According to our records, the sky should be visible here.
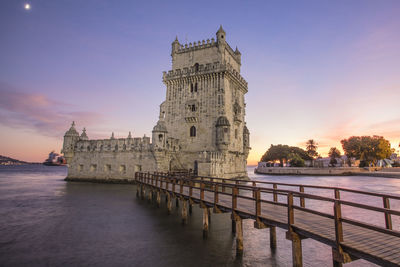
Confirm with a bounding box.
[0,0,399,164]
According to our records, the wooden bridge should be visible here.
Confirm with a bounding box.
[134,172,400,267]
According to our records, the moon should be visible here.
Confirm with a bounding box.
[24,3,31,10]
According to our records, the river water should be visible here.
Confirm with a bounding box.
[1,165,399,267]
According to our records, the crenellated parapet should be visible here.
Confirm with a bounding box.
[74,136,152,153]
[176,38,217,54]
[163,62,247,90]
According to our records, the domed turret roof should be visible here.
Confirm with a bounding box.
[152,120,168,133]
[216,116,230,127]
[64,121,79,137]
[80,128,88,140]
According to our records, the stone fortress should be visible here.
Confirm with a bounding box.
[62,26,250,181]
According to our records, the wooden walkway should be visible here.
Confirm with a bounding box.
[134,172,400,267]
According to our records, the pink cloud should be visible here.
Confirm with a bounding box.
[0,82,103,137]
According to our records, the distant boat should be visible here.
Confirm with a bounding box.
[43,151,66,166]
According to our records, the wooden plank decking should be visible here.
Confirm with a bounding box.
[135,172,400,267]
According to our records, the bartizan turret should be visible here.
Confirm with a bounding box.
[216,116,231,151]
[62,121,80,164]
[152,120,168,149]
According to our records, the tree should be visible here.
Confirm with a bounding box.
[306,139,318,158]
[288,153,305,167]
[328,147,341,167]
[260,144,290,166]
[260,144,312,167]
[341,135,392,166]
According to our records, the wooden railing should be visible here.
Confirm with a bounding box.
[134,172,400,267]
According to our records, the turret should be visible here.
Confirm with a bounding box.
[80,128,88,141]
[216,25,226,44]
[234,46,242,64]
[171,36,180,57]
[152,120,168,148]
[216,116,230,151]
[62,121,80,163]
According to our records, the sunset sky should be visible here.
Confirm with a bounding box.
[1,0,399,164]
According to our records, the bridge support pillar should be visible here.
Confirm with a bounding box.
[286,231,303,267]
[189,204,192,215]
[156,190,161,207]
[176,198,179,208]
[270,226,277,249]
[202,207,209,239]
[167,193,172,214]
[234,215,243,255]
[332,248,356,267]
[181,199,188,224]
[232,219,236,234]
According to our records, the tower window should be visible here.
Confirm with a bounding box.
[190,126,196,137]
[159,134,163,141]
[194,63,199,72]
[191,104,196,112]
[190,83,193,93]
[194,83,198,92]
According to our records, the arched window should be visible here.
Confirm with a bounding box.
[158,134,163,141]
[194,63,199,72]
[194,83,198,92]
[190,83,193,93]
[190,126,196,137]
[191,104,196,112]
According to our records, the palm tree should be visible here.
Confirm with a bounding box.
[306,139,318,166]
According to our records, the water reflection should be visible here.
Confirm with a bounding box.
[1,165,399,266]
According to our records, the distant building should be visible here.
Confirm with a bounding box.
[62,26,250,180]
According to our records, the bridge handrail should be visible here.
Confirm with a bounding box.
[135,172,400,232]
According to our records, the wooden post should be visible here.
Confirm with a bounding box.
[273,184,278,202]
[203,207,209,238]
[156,190,161,207]
[189,203,192,215]
[291,232,303,267]
[287,192,303,267]
[181,199,188,224]
[334,189,340,199]
[333,200,343,267]
[383,197,392,230]
[167,192,172,214]
[288,192,294,226]
[252,181,256,198]
[235,214,244,255]
[299,186,305,208]
[270,226,277,249]
[232,186,238,234]
[148,188,152,202]
[222,180,226,193]
[200,182,205,201]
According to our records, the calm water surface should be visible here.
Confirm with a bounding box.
[1,165,400,267]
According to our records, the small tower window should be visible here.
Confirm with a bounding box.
[190,126,196,137]
[159,134,163,141]
[194,63,199,72]
[190,83,193,93]
[194,83,198,92]
[191,104,196,112]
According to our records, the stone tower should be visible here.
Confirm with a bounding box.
[159,26,250,178]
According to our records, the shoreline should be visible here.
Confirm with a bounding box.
[254,167,400,179]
